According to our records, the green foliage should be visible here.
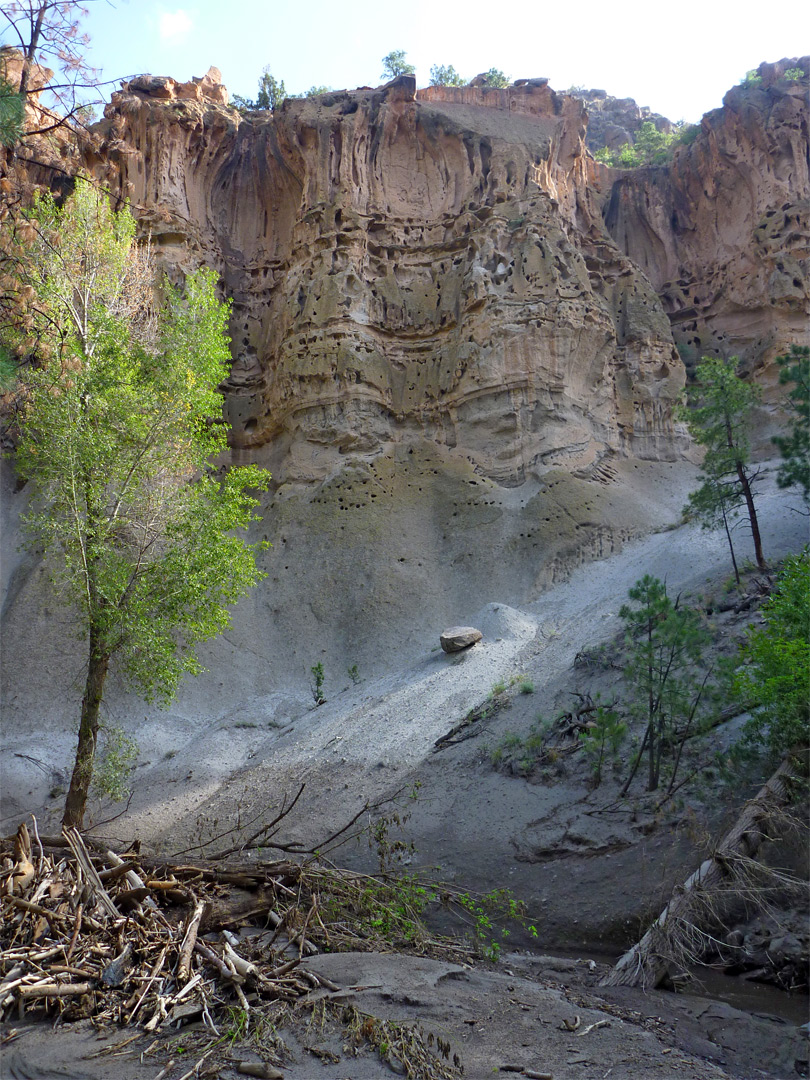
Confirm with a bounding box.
[92,725,138,801]
[674,120,700,146]
[348,662,361,685]
[454,886,534,960]
[482,68,509,88]
[304,85,332,97]
[677,355,765,571]
[232,67,287,111]
[783,67,805,81]
[619,576,711,792]
[10,180,270,825]
[429,64,466,87]
[490,718,550,774]
[595,121,687,168]
[381,50,415,79]
[0,344,18,392]
[633,120,676,165]
[256,68,286,110]
[579,703,627,785]
[0,76,24,147]
[310,661,326,704]
[741,69,763,86]
[736,549,810,758]
[519,679,534,694]
[773,345,810,504]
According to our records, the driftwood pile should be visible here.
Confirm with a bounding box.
[0,820,343,1031]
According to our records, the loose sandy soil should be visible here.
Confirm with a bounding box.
[2,465,808,1079]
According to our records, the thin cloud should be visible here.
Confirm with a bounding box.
[158,10,193,41]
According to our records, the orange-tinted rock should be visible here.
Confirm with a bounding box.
[599,57,810,377]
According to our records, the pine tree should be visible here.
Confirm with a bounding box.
[773,344,810,504]
[678,356,765,570]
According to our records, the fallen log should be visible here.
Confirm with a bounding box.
[601,755,800,988]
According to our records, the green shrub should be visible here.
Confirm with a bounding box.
[310,662,326,704]
[783,67,804,81]
[736,549,809,759]
[92,725,138,801]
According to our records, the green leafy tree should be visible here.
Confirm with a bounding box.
[595,122,684,168]
[618,577,711,793]
[10,181,270,828]
[677,356,766,570]
[381,50,415,80]
[773,344,810,504]
[633,120,675,165]
[482,68,509,88]
[305,85,332,97]
[736,549,809,758]
[429,64,465,87]
[231,67,286,111]
[255,68,286,110]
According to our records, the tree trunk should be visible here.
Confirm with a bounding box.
[736,462,766,569]
[62,636,109,829]
[600,756,796,988]
[720,500,740,585]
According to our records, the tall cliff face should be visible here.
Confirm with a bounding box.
[2,61,807,729]
[600,58,809,377]
[93,73,684,489]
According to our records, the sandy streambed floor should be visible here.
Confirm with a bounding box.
[2,471,808,1080]
[2,949,806,1080]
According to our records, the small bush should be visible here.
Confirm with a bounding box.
[310,662,326,704]
[519,679,534,694]
[735,548,809,759]
[783,67,804,81]
[92,725,138,801]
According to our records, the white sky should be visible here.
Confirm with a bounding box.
[5,0,810,122]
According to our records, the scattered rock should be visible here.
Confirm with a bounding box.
[440,627,483,653]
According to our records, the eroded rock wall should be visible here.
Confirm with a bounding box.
[600,57,810,376]
[3,61,806,742]
[92,73,685,490]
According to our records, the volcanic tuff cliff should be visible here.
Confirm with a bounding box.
[601,57,809,376]
[91,72,684,484]
[2,59,808,726]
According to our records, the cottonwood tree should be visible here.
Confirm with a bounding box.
[10,181,270,828]
[678,356,766,570]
